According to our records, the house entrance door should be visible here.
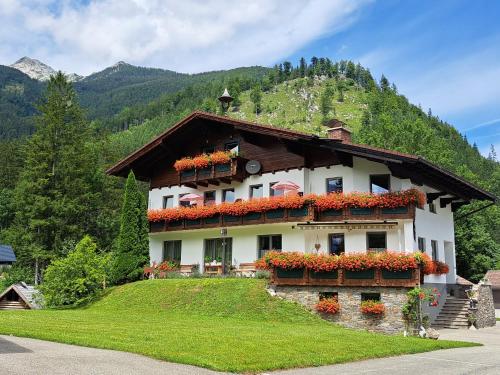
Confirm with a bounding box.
[204,238,233,274]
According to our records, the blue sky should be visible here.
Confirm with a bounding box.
[1,0,499,155]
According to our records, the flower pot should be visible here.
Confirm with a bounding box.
[321,209,343,217]
[276,268,304,279]
[223,215,240,223]
[168,220,183,227]
[381,269,413,279]
[266,209,285,219]
[344,269,375,279]
[197,167,212,178]
[310,270,338,279]
[150,221,164,232]
[180,169,195,178]
[349,207,374,216]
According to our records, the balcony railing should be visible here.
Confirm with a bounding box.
[179,156,247,187]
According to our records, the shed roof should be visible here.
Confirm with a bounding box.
[0,284,42,309]
[0,244,16,264]
[485,270,500,289]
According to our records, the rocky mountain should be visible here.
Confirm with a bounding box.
[10,57,82,82]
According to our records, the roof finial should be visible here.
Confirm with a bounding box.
[218,88,233,113]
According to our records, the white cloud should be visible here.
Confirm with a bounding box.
[0,0,370,75]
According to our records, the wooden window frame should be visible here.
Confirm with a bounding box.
[431,240,438,261]
[257,234,282,259]
[222,188,235,203]
[249,184,263,199]
[328,233,345,255]
[326,177,343,194]
[417,237,426,252]
[366,231,387,252]
[162,195,173,209]
[204,190,216,206]
[369,174,391,194]
[163,240,182,264]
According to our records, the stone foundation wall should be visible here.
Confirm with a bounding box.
[271,285,409,334]
[475,284,496,328]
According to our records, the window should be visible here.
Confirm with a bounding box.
[319,292,338,301]
[326,177,343,194]
[329,234,345,255]
[370,174,390,194]
[361,293,381,302]
[204,238,233,264]
[204,191,216,206]
[163,240,182,264]
[162,195,173,209]
[250,184,263,199]
[431,240,438,261]
[367,232,387,252]
[179,193,190,207]
[270,182,284,197]
[429,203,437,214]
[258,234,282,259]
[222,189,235,203]
[224,140,239,153]
[418,237,426,252]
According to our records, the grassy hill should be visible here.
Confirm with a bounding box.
[0,279,473,372]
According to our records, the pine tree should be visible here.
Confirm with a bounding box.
[7,72,99,282]
[250,85,262,114]
[299,57,307,78]
[379,74,390,91]
[320,83,335,121]
[111,170,149,284]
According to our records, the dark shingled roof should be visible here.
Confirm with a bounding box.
[0,244,16,264]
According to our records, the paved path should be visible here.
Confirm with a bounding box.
[272,323,500,375]
[0,335,223,375]
[0,324,498,374]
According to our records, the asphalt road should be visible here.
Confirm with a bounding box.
[0,323,498,375]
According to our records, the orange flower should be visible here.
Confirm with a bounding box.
[316,298,341,314]
[192,154,210,169]
[360,300,385,315]
[209,150,232,165]
[173,157,194,172]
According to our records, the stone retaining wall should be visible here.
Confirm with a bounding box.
[475,284,496,328]
[270,285,409,334]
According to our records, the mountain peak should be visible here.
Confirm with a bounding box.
[10,57,56,81]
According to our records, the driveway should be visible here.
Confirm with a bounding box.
[0,335,222,375]
[272,323,500,375]
[0,324,498,375]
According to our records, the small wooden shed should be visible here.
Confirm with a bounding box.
[0,283,41,310]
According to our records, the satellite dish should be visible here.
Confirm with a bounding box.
[245,160,261,174]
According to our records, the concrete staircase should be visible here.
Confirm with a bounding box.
[0,300,26,310]
[432,297,470,329]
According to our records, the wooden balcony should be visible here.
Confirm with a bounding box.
[179,157,247,188]
[316,204,415,222]
[150,206,315,232]
[271,268,420,288]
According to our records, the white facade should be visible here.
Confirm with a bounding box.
[149,157,457,284]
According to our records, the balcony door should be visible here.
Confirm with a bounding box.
[204,238,233,273]
[329,234,345,255]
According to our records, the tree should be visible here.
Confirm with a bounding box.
[250,85,263,114]
[299,57,307,78]
[320,83,335,121]
[40,235,108,307]
[379,74,390,91]
[110,170,149,284]
[8,72,100,282]
[337,80,347,102]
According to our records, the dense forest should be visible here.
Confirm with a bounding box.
[0,57,498,290]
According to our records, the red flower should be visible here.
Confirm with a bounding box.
[360,300,385,315]
[316,298,341,314]
[418,292,425,300]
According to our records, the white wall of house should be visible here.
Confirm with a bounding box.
[148,157,457,285]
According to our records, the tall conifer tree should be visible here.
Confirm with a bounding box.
[111,170,149,284]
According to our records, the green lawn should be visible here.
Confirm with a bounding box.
[0,279,476,373]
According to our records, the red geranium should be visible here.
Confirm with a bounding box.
[378,252,418,271]
[209,150,232,165]
[338,252,380,271]
[316,298,341,314]
[173,157,194,172]
[360,300,385,315]
[192,154,210,169]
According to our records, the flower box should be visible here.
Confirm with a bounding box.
[186,219,201,226]
[381,206,408,214]
[197,167,212,178]
[223,215,240,223]
[150,221,165,232]
[381,269,413,279]
[276,268,305,279]
[310,270,338,279]
[321,209,343,217]
[180,169,195,178]
[168,220,183,228]
[266,209,285,219]
[289,207,309,217]
[204,215,220,225]
[215,163,231,173]
[243,212,262,221]
[349,207,374,216]
[344,269,375,279]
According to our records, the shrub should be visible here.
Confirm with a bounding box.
[40,236,108,307]
[360,300,385,315]
[316,298,340,314]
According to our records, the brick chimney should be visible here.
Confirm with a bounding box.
[325,119,352,143]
